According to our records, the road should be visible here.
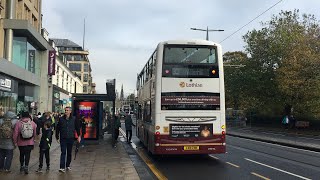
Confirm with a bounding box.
[121,118,320,180]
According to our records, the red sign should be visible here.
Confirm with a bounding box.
[162,96,220,105]
[48,50,56,75]
[75,101,98,139]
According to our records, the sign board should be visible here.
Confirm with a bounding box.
[48,50,56,75]
[0,77,12,92]
[170,124,213,138]
[162,96,220,105]
[74,101,99,139]
[28,50,35,73]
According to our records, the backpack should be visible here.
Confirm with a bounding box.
[0,119,13,139]
[21,120,34,139]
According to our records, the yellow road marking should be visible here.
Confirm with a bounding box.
[251,172,271,180]
[226,162,240,168]
[119,128,168,180]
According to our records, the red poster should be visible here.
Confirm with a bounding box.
[75,101,98,139]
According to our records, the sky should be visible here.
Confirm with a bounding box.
[42,0,320,96]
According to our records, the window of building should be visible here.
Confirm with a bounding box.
[66,55,72,61]
[69,63,82,71]
[83,85,87,93]
[56,67,60,86]
[61,71,64,89]
[84,64,89,72]
[83,74,88,82]
[12,37,40,75]
[74,55,83,61]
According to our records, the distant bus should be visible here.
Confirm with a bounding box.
[136,39,226,154]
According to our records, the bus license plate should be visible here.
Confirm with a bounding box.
[184,146,199,150]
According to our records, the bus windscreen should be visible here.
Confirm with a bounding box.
[163,45,218,78]
[163,45,217,64]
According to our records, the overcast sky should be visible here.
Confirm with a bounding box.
[42,0,320,95]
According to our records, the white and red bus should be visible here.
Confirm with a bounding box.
[136,40,226,154]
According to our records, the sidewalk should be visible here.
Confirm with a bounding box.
[227,126,320,152]
[0,134,140,180]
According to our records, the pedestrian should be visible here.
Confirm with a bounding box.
[36,120,53,173]
[13,111,37,174]
[0,111,18,173]
[113,114,121,148]
[53,112,59,130]
[55,107,81,173]
[283,104,296,129]
[125,112,135,143]
[37,112,42,119]
[80,115,87,147]
[36,112,52,135]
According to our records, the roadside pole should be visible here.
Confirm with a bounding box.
[106,79,116,147]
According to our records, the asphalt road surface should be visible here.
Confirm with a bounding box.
[121,117,320,180]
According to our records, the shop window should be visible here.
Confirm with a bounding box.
[0,91,18,115]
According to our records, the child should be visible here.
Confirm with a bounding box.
[36,120,53,173]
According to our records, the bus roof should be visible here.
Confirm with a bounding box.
[158,39,221,47]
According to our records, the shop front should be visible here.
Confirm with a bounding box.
[0,74,18,115]
[52,85,72,113]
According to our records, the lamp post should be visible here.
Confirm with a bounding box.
[190,26,224,41]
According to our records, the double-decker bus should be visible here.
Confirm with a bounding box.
[136,40,226,154]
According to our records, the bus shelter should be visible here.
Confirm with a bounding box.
[71,94,115,141]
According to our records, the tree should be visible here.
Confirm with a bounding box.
[243,10,320,120]
[224,51,248,110]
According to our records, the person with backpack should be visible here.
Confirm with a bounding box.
[36,120,53,173]
[0,111,18,173]
[13,111,37,174]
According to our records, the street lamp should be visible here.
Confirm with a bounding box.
[190,26,224,41]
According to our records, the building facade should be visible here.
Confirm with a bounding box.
[0,0,53,115]
[50,38,95,94]
[50,42,83,113]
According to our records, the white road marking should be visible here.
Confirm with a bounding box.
[229,136,320,154]
[209,155,219,160]
[245,158,312,180]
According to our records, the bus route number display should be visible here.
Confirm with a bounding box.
[170,124,213,138]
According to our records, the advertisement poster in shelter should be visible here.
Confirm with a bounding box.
[74,101,98,139]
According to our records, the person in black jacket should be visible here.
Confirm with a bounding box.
[36,112,52,135]
[36,120,52,173]
[55,107,80,173]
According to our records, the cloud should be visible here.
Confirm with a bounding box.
[42,0,320,95]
